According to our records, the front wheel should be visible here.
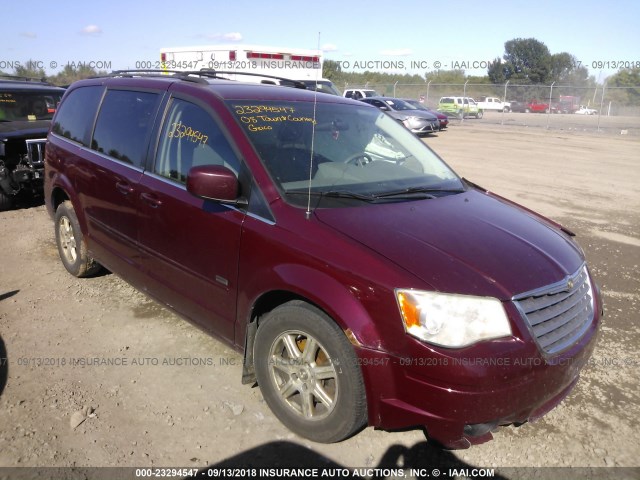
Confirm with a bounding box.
[476,110,483,119]
[55,201,102,277]
[254,301,368,443]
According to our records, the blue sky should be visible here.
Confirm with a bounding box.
[3,0,639,83]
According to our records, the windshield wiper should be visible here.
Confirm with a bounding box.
[373,186,465,199]
[285,189,376,202]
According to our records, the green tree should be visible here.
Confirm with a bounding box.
[49,64,106,86]
[322,60,342,81]
[13,59,47,81]
[606,68,640,106]
[549,52,577,83]
[424,69,467,84]
[487,57,508,84]
[501,38,552,84]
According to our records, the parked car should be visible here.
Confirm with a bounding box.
[45,70,602,449]
[526,100,557,114]
[508,100,528,113]
[343,88,379,100]
[359,97,440,136]
[575,105,598,115]
[475,96,511,112]
[0,76,65,210]
[437,96,483,118]
[402,99,449,130]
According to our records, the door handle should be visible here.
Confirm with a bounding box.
[115,182,134,195]
[140,192,162,208]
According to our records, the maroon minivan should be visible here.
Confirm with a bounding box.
[44,71,602,449]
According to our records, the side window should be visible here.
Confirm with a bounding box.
[51,86,103,146]
[91,89,160,168]
[154,98,240,184]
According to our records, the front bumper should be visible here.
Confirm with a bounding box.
[356,304,600,449]
[406,121,439,135]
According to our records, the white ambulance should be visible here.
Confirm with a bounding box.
[159,44,339,94]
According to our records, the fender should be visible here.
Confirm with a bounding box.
[244,263,385,350]
[47,172,90,234]
[240,262,389,386]
[279,263,384,346]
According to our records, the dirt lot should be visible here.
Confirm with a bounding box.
[1,122,639,478]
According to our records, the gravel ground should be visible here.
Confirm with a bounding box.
[0,122,638,479]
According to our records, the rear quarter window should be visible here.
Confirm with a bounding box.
[52,86,104,146]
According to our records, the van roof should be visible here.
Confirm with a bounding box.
[66,71,362,105]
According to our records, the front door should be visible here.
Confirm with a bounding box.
[137,96,244,341]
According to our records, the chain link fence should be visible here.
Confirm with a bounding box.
[339,82,640,134]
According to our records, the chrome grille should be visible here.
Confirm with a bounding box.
[513,266,594,355]
[25,138,47,168]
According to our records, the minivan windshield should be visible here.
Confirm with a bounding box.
[227,100,463,207]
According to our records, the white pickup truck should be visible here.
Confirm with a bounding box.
[475,96,511,112]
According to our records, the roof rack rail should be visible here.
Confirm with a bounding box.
[199,69,307,89]
[107,69,210,84]
[0,74,50,84]
[106,69,307,89]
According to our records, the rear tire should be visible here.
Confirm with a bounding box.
[54,201,101,277]
[254,301,368,443]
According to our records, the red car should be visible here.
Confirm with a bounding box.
[45,71,601,449]
[526,100,557,113]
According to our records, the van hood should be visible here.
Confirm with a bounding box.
[314,189,584,299]
[0,120,50,137]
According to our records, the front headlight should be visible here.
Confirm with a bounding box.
[403,116,421,127]
[396,289,512,348]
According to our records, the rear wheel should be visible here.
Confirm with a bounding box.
[55,201,101,277]
[254,301,368,443]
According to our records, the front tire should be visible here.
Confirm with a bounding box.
[55,201,101,277]
[254,301,367,443]
[476,110,483,119]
